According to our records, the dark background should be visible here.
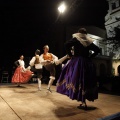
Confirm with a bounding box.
[0,0,108,71]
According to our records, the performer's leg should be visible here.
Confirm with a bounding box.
[79,99,87,110]
[37,69,42,91]
[38,78,41,91]
[47,76,55,91]
[55,55,68,65]
[44,65,55,92]
[78,90,87,110]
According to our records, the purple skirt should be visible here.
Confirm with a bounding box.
[56,56,98,102]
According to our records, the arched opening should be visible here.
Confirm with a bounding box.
[117,65,120,76]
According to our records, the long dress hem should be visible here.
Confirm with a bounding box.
[12,66,32,84]
[56,56,98,102]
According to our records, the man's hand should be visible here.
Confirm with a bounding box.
[50,61,54,64]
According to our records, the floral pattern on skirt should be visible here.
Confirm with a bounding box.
[56,56,98,102]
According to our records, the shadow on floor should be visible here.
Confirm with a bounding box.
[53,105,98,118]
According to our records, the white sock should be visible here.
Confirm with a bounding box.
[38,79,41,90]
[55,55,68,65]
[47,79,54,89]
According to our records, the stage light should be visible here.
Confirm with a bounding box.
[58,2,66,13]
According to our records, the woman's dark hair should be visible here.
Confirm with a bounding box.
[19,55,24,58]
[35,49,40,55]
[78,28,87,34]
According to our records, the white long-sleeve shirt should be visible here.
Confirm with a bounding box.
[29,55,43,69]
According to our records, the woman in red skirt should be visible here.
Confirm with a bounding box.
[12,55,33,86]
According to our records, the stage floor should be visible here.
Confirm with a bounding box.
[0,83,120,120]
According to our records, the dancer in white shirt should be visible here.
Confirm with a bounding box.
[29,49,43,90]
[12,55,33,86]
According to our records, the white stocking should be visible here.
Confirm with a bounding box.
[47,78,55,89]
[38,78,41,90]
[55,55,68,65]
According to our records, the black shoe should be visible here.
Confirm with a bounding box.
[47,88,52,93]
[77,104,87,110]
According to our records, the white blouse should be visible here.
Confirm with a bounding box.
[29,55,43,69]
[18,59,26,70]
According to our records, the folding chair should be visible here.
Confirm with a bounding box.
[1,71,9,83]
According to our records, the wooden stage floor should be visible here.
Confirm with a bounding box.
[0,83,120,120]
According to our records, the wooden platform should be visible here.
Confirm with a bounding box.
[0,83,120,120]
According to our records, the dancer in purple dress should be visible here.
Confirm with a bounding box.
[56,28,100,110]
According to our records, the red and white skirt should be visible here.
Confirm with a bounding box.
[12,66,33,83]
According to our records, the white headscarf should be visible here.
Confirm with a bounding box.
[72,33,94,47]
